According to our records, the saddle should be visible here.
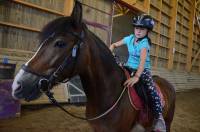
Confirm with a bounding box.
[122,66,165,124]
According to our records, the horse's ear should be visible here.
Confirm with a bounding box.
[71,0,82,27]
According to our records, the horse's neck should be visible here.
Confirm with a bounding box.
[79,34,126,114]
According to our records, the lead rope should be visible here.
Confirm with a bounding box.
[45,85,127,121]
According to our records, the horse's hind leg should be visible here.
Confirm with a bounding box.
[165,101,175,132]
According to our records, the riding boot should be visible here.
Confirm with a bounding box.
[152,114,166,132]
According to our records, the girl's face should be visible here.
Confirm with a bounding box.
[134,27,148,39]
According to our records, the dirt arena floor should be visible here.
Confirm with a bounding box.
[0,89,200,132]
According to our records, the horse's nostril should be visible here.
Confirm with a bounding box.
[15,85,22,93]
[12,82,23,100]
[14,82,23,94]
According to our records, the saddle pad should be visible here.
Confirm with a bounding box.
[128,84,165,110]
[122,67,165,110]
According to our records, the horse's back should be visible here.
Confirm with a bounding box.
[153,75,176,103]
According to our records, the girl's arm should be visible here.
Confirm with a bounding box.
[124,48,147,87]
[109,39,124,52]
[135,48,147,78]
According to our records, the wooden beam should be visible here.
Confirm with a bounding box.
[0,48,34,54]
[63,0,74,16]
[113,2,130,18]
[167,0,178,70]
[113,13,124,18]
[116,0,147,13]
[12,0,64,16]
[192,49,200,66]
[145,0,150,14]
[121,0,137,5]
[191,14,200,68]
[186,0,197,72]
[196,0,200,6]
[199,59,200,73]
[133,1,148,13]
[196,13,200,34]
[114,3,129,15]
[0,21,40,32]
[124,9,130,14]
[154,0,162,69]
[115,3,124,13]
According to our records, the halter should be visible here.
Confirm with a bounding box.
[21,29,127,121]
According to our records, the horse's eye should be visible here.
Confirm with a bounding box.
[54,41,66,48]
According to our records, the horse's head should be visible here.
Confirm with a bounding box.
[12,1,85,101]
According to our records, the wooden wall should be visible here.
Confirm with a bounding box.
[79,0,113,45]
[0,0,69,70]
[149,0,200,90]
[148,0,200,72]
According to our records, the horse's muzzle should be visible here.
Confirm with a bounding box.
[12,69,43,101]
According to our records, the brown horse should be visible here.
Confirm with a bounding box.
[12,1,175,132]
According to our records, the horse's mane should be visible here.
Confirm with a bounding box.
[88,30,115,61]
[39,17,73,42]
[39,16,117,68]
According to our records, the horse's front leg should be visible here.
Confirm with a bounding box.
[130,123,145,132]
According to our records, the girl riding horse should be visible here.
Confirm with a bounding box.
[110,14,166,132]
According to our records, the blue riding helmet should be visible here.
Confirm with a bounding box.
[132,14,155,30]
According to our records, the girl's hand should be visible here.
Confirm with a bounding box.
[109,44,115,52]
[124,76,139,87]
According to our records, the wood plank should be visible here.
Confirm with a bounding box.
[167,0,178,70]
[0,48,34,54]
[12,0,64,16]
[187,1,199,71]
[63,0,74,16]
[0,21,40,33]
[154,0,162,69]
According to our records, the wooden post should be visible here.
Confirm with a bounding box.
[154,0,162,69]
[191,14,200,69]
[167,0,178,70]
[176,0,185,71]
[196,0,200,6]
[63,0,74,16]
[145,0,150,14]
[186,0,196,72]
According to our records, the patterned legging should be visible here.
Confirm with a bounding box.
[140,69,162,118]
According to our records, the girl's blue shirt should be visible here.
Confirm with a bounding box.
[123,34,151,69]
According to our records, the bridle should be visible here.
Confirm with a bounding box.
[21,28,127,121]
[22,29,84,91]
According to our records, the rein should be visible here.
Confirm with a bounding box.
[45,84,127,121]
[22,29,128,121]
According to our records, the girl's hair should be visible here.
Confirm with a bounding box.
[146,36,152,46]
[137,35,152,46]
